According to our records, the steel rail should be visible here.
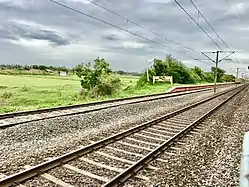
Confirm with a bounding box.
[0,85,243,187]
[0,89,212,129]
[0,82,236,120]
[103,84,247,187]
[0,89,210,120]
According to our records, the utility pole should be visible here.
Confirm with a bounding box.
[146,60,149,82]
[213,51,219,93]
[236,68,239,79]
[201,50,235,93]
[235,68,240,86]
[146,59,154,82]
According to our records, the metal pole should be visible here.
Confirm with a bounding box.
[146,60,149,82]
[214,51,219,93]
[236,68,239,79]
[236,68,239,87]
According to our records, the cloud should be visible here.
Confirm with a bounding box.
[0,0,248,75]
[0,20,70,46]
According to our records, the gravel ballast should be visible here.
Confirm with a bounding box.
[0,86,237,176]
[139,86,249,187]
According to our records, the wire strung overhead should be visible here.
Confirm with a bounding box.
[49,0,203,62]
[173,0,224,51]
[84,0,199,54]
[188,0,241,64]
[189,0,230,50]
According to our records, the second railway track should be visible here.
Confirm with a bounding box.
[0,84,246,187]
[0,86,231,129]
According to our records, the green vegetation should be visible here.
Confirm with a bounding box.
[0,55,235,113]
[0,74,80,113]
[138,55,235,85]
[0,74,175,113]
[0,64,69,75]
[74,57,121,97]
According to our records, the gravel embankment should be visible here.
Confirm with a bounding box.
[0,89,218,127]
[0,86,236,175]
[131,85,249,187]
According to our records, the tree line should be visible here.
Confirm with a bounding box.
[1,55,235,85]
[0,64,69,72]
[138,55,235,86]
[0,64,141,77]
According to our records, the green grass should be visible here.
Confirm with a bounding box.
[0,74,175,113]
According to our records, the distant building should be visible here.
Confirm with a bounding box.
[59,71,67,76]
[45,69,53,73]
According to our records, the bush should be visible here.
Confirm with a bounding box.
[136,69,155,87]
[20,86,29,92]
[74,58,121,98]
[2,92,13,99]
[88,73,121,98]
[221,74,235,82]
[138,55,229,85]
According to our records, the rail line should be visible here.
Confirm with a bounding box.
[0,88,214,129]
[0,84,245,187]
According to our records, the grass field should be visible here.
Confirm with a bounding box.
[0,74,175,113]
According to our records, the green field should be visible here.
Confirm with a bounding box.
[0,74,175,113]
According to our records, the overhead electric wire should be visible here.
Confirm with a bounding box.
[173,0,224,51]
[49,0,203,62]
[189,0,232,51]
[188,0,242,65]
[84,0,199,54]
[174,0,243,66]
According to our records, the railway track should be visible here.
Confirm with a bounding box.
[0,88,214,129]
[0,84,245,187]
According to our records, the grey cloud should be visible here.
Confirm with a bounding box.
[0,0,248,73]
[0,29,18,40]
[1,21,70,46]
[102,34,121,41]
[21,29,70,46]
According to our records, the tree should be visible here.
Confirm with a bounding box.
[74,62,97,90]
[211,67,225,82]
[93,57,111,74]
[116,70,125,75]
[74,57,121,96]
[153,59,167,76]
[205,72,214,83]
[221,74,235,82]
[165,55,193,84]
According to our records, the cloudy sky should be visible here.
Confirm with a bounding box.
[0,0,248,76]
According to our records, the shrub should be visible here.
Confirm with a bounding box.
[88,73,121,97]
[74,58,121,98]
[136,69,155,87]
[20,86,29,92]
[0,85,8,89]
[2,92,13,99]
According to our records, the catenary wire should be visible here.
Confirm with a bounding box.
[188,0,243,66]
[84,0,200,54]
[189,0,232,51]
[189,0,242,65]
[49,0,204,62]
[175,0,242,66]
[173,0,224,51]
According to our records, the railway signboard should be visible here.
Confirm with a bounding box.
[153,76,173,85]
